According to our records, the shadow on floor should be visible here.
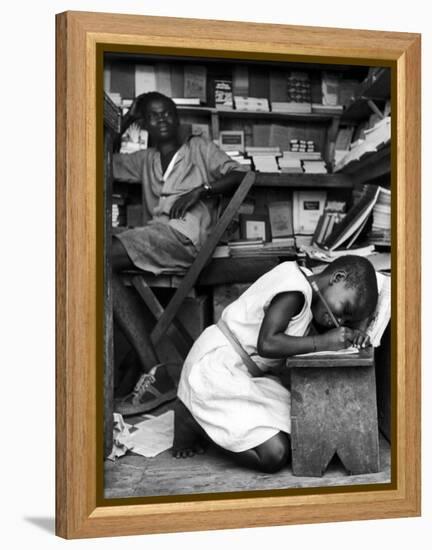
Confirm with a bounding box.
[24,517,55,534]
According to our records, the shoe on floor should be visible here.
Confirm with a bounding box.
[114,363,178,416]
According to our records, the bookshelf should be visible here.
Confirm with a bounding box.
[105,57,391,253]
[338,143,390,185]
[341,68,391,122]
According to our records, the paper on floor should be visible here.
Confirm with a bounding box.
[108,411,174,461]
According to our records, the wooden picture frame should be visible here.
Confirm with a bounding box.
[240,214,270,241]
[56,11,421,539]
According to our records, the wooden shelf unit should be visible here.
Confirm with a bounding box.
[341,68,390,122]
[337,143,390,185]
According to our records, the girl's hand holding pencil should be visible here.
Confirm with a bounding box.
[319,326,355,351]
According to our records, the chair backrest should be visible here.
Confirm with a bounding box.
[151,170,256,345]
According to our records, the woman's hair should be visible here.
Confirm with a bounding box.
[325,255,378,317]
[134,91,178,119]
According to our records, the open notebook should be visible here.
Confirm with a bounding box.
[296,272,391,357]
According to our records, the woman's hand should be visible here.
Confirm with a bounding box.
[319,326,354,351]
[170,187,203,219]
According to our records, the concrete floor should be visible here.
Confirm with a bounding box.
[104,402,391,500]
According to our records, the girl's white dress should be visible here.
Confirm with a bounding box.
[177,261,313,452]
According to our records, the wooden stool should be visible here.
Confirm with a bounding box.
[288,348,380,477]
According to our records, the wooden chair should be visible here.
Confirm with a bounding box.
[128,170,257,357]
[105,171,256,456]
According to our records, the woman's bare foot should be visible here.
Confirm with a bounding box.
[172,399,208,458]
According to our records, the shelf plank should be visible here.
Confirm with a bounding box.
[177,105,342,122]
[254,173,353,188]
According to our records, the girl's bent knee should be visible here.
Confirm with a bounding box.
[258,433,291,473]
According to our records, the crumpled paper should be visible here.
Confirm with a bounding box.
[108,411,174,461]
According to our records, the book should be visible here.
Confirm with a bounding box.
[293,191,327,235]
[234,96,270,112]
[322,185,381,250]
[302,160,327,174]
[184,65,207,102]
[232,65,249,97]
[154,63,172,97]
[311,103,344,114]
[110,62,135,100]
[214,79,233,109]
[246,146,281,155]
[286,71,311,103]
[135,64,156,95]
[170,65,184,97]
[321,72,340,106]
[219,130,245,152]
[293,190,327,236]
[252,124,271,147]
[172,97,202,105]
[335,127,355,150]
[249,67,269,98]
[269,70,287,102]
[268,201,294,238]
[268,124,299,151]
[251,155,280,172]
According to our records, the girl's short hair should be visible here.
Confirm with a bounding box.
[325,255,378,317]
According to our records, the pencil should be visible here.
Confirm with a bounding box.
[310,280,340,328]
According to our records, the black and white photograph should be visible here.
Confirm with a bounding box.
[102,51,392,500]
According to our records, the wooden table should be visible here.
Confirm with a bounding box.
[287,348,380,477]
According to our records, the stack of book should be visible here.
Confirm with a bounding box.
[228,239,265,257]
[369,187,391,245]
[223,239,296,259]
[104,92,121,133]
[281,150,323,161]
[265,237,296,251]
[321,185,388,251]
[234,96,270,112]
[278,156,303,173]
[271,101,312,114]
[172,97,203,106]
[287,71,312,103]
[312,210,346,246]
[290,139,315,153]
[278,141,326,173]
[311,103,344,114]
[112,194,127,228]
[246,147,281,172]
[302,160,328,174]
[335,116,391,171]
[226,150,252,168]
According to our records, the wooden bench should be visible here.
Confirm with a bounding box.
[288,348,380,477]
